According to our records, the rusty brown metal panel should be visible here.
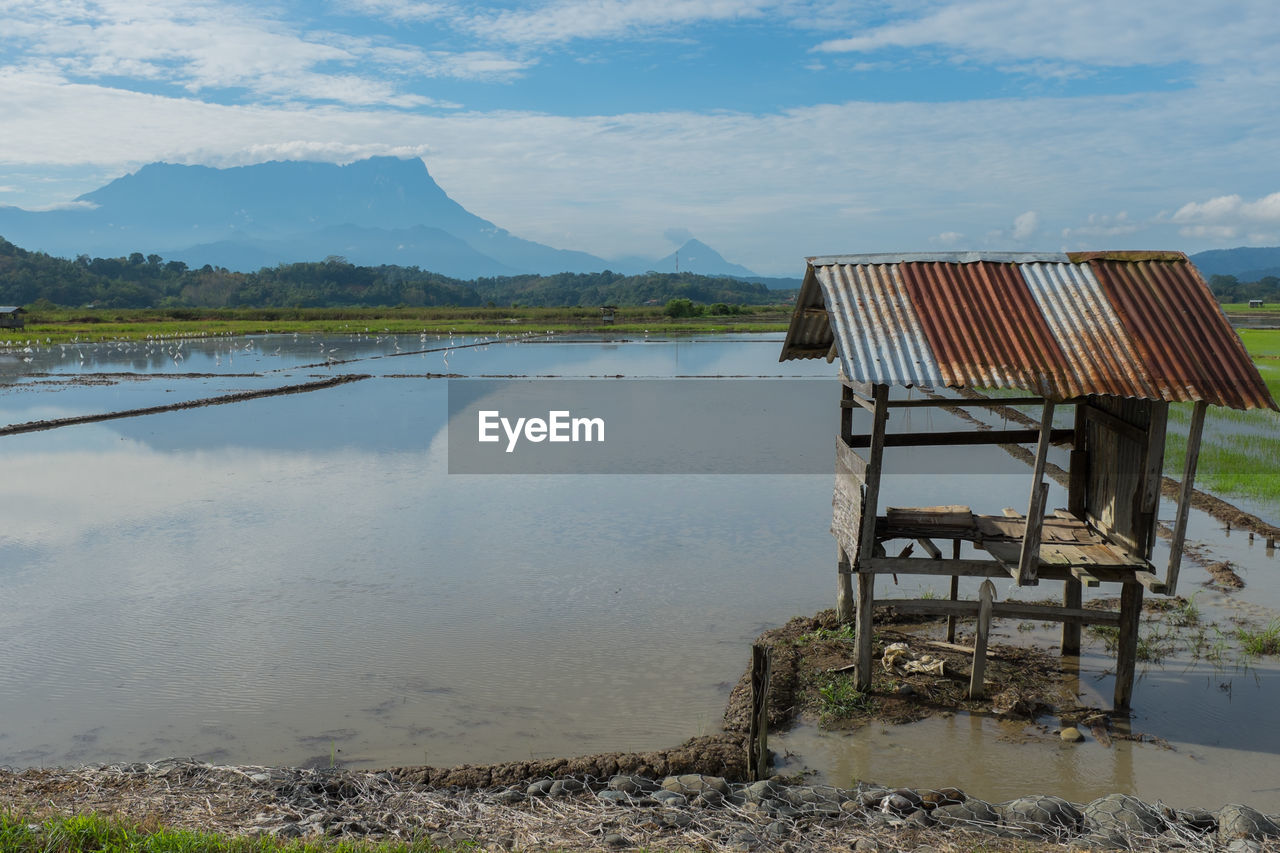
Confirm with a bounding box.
[1088,258,1276,410]
[897,261,1074,398]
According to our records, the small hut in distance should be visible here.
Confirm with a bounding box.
[779,251,1277,709]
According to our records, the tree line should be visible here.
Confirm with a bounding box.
[1207,274,1280,304]
[0,237,787,309]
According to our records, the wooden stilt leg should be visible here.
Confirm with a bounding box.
[946,540,960,643]
[969,580,995,699]
[837,549,853,623]
[855,572,875,692]
[1062,578,1082,655]
[1114,582,1143,710]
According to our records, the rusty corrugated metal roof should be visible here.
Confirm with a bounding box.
[779,251,1276,410]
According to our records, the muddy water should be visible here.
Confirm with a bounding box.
[1,334,1279,810]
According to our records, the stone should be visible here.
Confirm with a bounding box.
[744,779,785,803]
[603,832,630,848]
[694,790,725,807]
[597,790,632,805]
[919,787,965,809]
[1225,840,1264,853]
[1060,726,1085,742]
[271,823,303,839]
[1084,794,1166,836]
[608,774,658,795]
[526,779,554,797]
[1218,804,1280,841]
[660,810,694,829]
[662,774,731,797]
[492,788,525,805]
[930,798,999,829]
[903,809,934,829]
[1071,828,1130,850]
[1173,807,1217,834]
[857,785,893,808]
[728,829,759,849]
[651,790,687,807]
[850,839,884,853]
[996,795,1084,837]
[548,778,585,797]
[881,789,922,816]
[765,821,790,839]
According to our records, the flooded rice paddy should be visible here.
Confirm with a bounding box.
[1,332,1279,810]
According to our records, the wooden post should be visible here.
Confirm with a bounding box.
[946,539,960,643]
[855,572,875,692]
[1114,582,1143,710]
[836,549,853,623]
[1061,578,1082,655]
[1017,400,1055,585]
[1068,401,1088,518]
[1166,401,1208,596]
[969,579,995,699]
[747,643,772,781]
[853,385,889,693]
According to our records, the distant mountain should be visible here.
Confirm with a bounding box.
[0,157,762,281]
[1190,246,1280,281]
[654,239,757,278]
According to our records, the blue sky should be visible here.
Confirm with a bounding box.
[1,0,1279,275]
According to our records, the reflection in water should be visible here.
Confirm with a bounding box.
[1,335,1279,810]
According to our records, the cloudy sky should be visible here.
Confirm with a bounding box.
[1,0,1278,274]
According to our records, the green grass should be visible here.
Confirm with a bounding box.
[798,624,856,644]
[1237,620,1280,657]
[0,814,464,853]
[2,306,792,345]
[816,674,875,723]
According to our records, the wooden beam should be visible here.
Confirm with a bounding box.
[865,557,1011,577]
[946,539,961,643]
[1062,578,1082,655]
[916,537,943,560]
[836,549,854,623]
[1114,583,1143,710]
[747,644,772,781]
[1166,400,1208,597]
[855,572,875,692]
[845,428,1074,448]
[1138,401,1168,558]
[855,385,890,568]
[877,598,1122,626]
[885,396,1049,409]
[1134,570,1168,596]
[969,580,995,699]
[1070,567,1101,588]
[1017,400,1056,586]
[1068,401,1088,519]
[836,437,868,482]
[840,385,854,442]
[1081,402,1146,444]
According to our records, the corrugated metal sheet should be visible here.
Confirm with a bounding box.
[779,252,1276,410]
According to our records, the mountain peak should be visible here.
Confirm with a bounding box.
[657,237,757,277]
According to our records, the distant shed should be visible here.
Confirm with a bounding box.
[0,307,25,329]
[780,250,1276,709]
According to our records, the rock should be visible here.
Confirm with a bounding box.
[526,779,554,798]
[728,828,759,850]
[660,810,693,829]
[851,839,884,853]
[249,772,271,784]
[744,779,785,804]
[996,795,1084,837]
[1084,794,1165,836]
[1218,804,1280,841]
[897,683,916,696]
[765,821,790,839]
[548,778,585,797]
[919,787,965,809]
[903,809,934,829]
[661,774,730,797]
[651,789,687,807]
[857,785,893,807]
[1173,807,1217,834]
[597,790,631,805]
[1071,828,1130,850]
[271,823,303,839]
[603,832,630,848]
[1060,726,1085,742]
[694,790,725,807]
[608,774,658,795]
[492,788,526,805]
[1225,840,1264,853]
[930,798,999,829]
[763,799,801,820]
[881,788,922,816]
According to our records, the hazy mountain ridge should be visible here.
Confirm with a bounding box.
[1190,246,1280,282]
[0,157,776,283]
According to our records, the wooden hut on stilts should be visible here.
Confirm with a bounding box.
[779,251,1277,709]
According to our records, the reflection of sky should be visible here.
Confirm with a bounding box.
[4,334,1277,793]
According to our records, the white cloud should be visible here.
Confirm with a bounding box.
[464,0,772,45]
[1172,192,1280,225]
[931,231,963,246]
[812,0,1280,74]
[1061,211,1141,241]
[1011,210,1038,241]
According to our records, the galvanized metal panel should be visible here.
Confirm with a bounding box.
[897,261,1071,397]
[814,263,943,388]
[1019,262,1163,401]
[778,252,1278,411]
[1086,258,1275,410]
